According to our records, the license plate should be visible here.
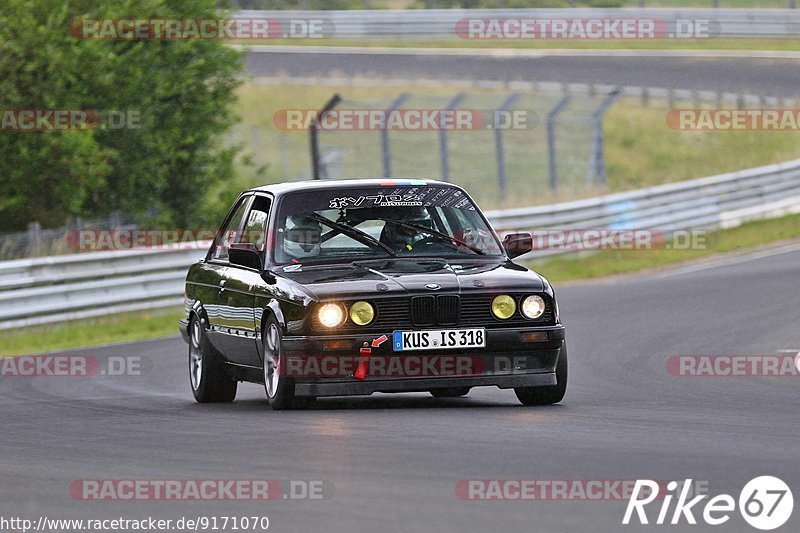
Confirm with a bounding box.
[392,328,486,351]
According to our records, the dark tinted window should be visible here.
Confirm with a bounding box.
[274,185,502,264]
[241,196,271,251]
[210,196,251,261]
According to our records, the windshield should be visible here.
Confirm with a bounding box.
[273,185,503,265]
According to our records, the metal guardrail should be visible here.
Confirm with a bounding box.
[484,158,800,257]
[2,159,800,330]
[236,8,800,40]
[0,246,208,330]
[486,159,800,230]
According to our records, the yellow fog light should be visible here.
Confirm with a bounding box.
[318,303,346,328]
[491,295,516,320]
[521,295,546,319]
[349,301,375,326]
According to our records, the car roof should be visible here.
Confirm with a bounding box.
[246,178,458,196]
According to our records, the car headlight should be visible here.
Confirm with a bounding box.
[349,301,375,326]
[317,303,346,328]
[491,295,516,320]
[521,295,546,319]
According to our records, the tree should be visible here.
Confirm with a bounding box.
[0,0,243,230]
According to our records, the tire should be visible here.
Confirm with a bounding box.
[262,316,306,410]
[430,387,471,398]
[514,343,568,406]
[189,315,237,403]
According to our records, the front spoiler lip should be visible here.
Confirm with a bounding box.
[293,372,556,397]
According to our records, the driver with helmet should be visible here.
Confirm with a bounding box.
[282,215,322,261]
[379,206,434,252]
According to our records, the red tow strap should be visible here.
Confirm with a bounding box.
[354,335,388,380]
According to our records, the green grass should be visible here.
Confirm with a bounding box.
[1,308,184,357]
[604,100,800,191]
[528,212,800,282]
[230,83,800,211]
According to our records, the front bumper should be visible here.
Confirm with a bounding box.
[294,371,557,397]
[282,325,565,398]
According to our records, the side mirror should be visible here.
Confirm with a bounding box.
[229,243,262,270]
[503,232,533,259]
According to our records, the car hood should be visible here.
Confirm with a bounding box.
[275,258,545,300]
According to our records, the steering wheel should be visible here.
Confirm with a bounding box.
[410,235,455,250]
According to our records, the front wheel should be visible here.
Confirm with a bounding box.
[514,344,568,406]
[262,317,304,410]
[189,315,237,403]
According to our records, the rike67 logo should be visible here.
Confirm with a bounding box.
[624,476,793,530]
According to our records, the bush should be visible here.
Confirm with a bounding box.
[0,0,244,231]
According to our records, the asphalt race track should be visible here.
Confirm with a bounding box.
[246,49,800,97]
[2,245,798,533]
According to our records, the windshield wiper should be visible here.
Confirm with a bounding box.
[306,213,397,257]
[377,218,486,255]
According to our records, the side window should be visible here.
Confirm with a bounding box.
[450,208,503,255]
[241,196,271,251]
[211,196,251,261]
[430,207,454,236]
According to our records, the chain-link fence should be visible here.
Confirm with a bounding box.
[306,89,619,207]
[191,80,798,213]
[8,82,776,259]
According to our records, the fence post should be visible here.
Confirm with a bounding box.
[438,92,466,183]
[27,221,41,255]
[588,89,621,186]
[494,93,520,203]
[310,94,341,180]
[547,94,572,192]
[279,132,290,179]
[381,92,409,178]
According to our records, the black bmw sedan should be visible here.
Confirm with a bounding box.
[180,179,567,409]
